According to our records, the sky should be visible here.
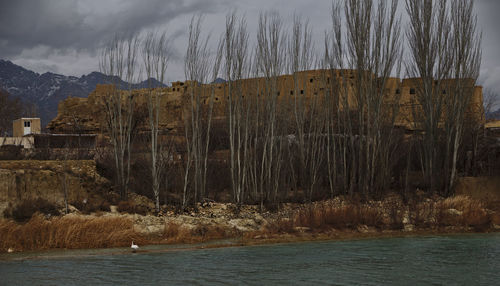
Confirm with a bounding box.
[0,0,499,107]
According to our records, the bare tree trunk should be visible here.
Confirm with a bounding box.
[445,0,481,194]
[142,31,171,213]
[99,34,140,200]
[183,15,223,208]
[406,0,480,195]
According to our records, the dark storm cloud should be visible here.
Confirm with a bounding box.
[0,0,499,103]
[476,0,500,100]
[0,0,227,56]
[0,0,228,75]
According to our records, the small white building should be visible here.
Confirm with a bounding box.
[12,118,41,137]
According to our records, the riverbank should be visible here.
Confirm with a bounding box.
[1,194,499,253]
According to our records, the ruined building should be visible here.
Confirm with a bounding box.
[47,69,484,135]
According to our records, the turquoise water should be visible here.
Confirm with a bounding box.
[1,233,499,285]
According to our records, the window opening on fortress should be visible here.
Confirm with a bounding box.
[300,90,304,94]
[290,90,293,95]
[410,88,416,95]
[396,89,400,94]
[442,89,446,94]
[24,121,30,127]
[310,78,313,83]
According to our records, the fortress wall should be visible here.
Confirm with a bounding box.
[47,70,484,135]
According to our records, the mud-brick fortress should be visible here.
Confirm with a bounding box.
[47,69,484,135]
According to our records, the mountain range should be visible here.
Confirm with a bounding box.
[0,59,165,127]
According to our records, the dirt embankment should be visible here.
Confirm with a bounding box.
[0,160,108,217]
[1,192,499,253]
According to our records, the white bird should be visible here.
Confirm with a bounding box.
[131,241,139,252]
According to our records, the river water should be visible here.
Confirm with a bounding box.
[1,233,499,285]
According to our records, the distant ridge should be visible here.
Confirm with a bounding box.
[212,78,226,84]
[0,59,166,128]
[486,107,500,120]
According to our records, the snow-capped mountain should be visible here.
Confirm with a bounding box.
[0,59,166,128]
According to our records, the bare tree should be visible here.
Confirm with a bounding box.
[406,0,481,194]
[287,15,327,201]
[483,89,499,118]
[183,15,223,208]
[142,31,171,213]
[324,0,402,197]
[406,0,453,192]
[221,12,253,205]
[99,34,140,199]
[0,89,23,136]
[444,0,481,193]
[254,11,287,208]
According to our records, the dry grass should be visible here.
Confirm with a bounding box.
[1,194,497,253]
[0,214,145,252]
[437,195,491,230]
[162,221,230,244]
[408,200,437,228]
[258,201,384,236]
[296,202,383,230]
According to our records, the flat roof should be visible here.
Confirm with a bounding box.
[485,120,500,129]
[27,133,97,137]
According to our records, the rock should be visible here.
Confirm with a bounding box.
[402,210,411,225]
[110,205,118,213]
[228,218,259,232]
[60,204,79,214]
[7,248,14,253]
[254,213,264,222]
[294,226,310,233]
[357,224,369,233]
[404,224,415,232]
[446,208,463,216]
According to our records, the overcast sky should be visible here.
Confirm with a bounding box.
[1,0,499,106]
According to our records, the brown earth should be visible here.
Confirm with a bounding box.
[0,160,109,217]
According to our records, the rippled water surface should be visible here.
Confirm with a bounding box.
[1,233,499,285]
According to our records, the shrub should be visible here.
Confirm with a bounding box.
[71,196,111,214]
[293,202,383,230]
[117,200,148,215]
[162,221,229,244]
[265,216,296,234]
[437,196,491,230]
[5,198,60,222]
